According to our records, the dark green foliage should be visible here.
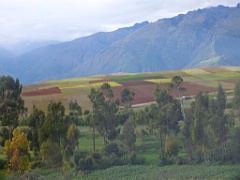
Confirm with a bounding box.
[78,155,94,171]
[0,76,25,141]
[0,127,9,146]
[88,83,120,147]
[120,88,135,109]
[233,81,240,119]
[38,101,67,145]
[104,142,120,157]
[148,85,181,149]
[68,100,83,125]
[120,118,136,154]
[0,158,7,169]
[231,127,240,163]
[84,109,90,115]
[129,151,145,165]
[28,106,45,157]
[74,150,124,171]
[154,85,173,105]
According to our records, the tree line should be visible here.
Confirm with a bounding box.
[0,75,240,177]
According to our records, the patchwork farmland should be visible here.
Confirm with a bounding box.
[22,66,240,114]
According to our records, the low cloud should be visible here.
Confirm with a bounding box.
[0,0,239,47]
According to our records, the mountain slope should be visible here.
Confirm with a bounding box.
[70,5,240,77]
[4,21,148,83]
[1,5,240,84]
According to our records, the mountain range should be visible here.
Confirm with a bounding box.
[1,4,240,84]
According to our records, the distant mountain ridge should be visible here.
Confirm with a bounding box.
[1,4,240,84]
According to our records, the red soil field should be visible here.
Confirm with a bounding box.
[201,67,230,73]
[112,81,219,106]
[22,87,61,97]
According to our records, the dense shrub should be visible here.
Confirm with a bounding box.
[129,151,145,165]
[105,142,120,157]
[0,158,7,169]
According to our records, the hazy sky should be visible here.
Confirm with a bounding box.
[0,0,239,46]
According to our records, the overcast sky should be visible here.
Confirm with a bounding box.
[0,0,239,47]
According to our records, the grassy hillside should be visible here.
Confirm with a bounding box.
[22,66,240,115]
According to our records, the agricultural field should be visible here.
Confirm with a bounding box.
[21,66,240,114]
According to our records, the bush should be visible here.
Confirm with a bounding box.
[99,153,120,169]
[40,139,62,168]
[177,156,189,165]
[158,150,176,166]
[105,142,120,157]
[78,155,94,171]
[129,151,145,165]
[192,149,204,164]
[0,158,7,169]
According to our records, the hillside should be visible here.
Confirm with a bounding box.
[1,5,240,84]
[22,66,240,114]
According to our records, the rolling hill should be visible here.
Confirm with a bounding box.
[22,66,240,114]
[1,4,240,84]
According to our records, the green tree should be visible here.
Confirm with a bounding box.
[154,84,173,105]
[88,88,105,151]
[190,92,207,145]
[233,81,240,120]
[28,106,45,157]
[69,100,82,125]
[0,76,25,141]
[136,109,148,143]
[148,85,181,148]
[100,83,119,145]
[121,88,135,109]
[121,118,136,154]
[38,101,68,146]
[168,76,186,120]
[208,84,230,161]
[231,127,240,163]
[4,128,31,175]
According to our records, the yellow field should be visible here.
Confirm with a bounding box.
[59,81,122,89]
[145,78,172,83]
[182,69,211,75]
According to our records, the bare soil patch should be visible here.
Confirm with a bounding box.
[112,81,221,106]
[112,82,155,105]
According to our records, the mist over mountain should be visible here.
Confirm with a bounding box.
[1,4,240,84]
[7,41,61,56]
[0,48,14,58]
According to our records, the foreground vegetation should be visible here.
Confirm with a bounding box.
[4,165,239,180]
[1,67,240,179]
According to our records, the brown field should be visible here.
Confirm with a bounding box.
[22,87,61,96]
